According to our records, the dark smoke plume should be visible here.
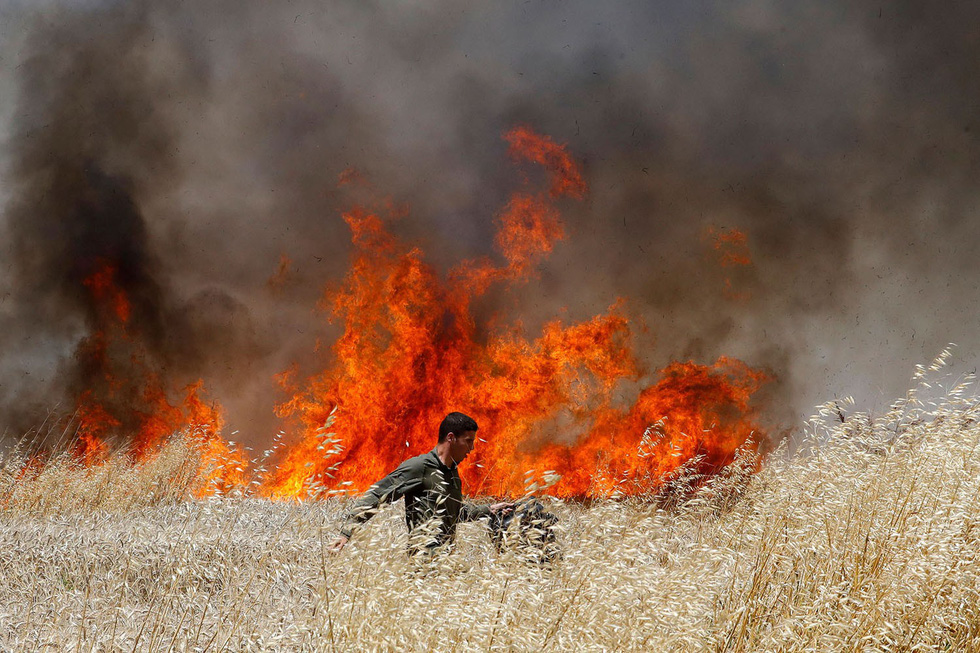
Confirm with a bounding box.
[0,4,273,440]
[2,0,980,445]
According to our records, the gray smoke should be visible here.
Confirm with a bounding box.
[1,0,978,446]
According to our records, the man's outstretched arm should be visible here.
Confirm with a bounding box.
[329,459,425,552]
[460,501,513,522]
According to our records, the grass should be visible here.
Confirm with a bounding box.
[3,353,980,650]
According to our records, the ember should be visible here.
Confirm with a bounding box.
[703,226,754,301]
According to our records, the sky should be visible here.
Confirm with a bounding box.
[1,0,979,445]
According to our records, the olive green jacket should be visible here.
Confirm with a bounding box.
[339,448,490,550]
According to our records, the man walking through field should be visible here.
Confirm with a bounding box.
[329,412,511,555]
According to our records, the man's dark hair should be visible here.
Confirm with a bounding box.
[438,412,478,442]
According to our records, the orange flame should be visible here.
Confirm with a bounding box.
[505,125,587,198]
[82,259,132,324]
[267,253,293,291]
[704,226,754,301]
[706,227,752,267]
[265,128,770,499]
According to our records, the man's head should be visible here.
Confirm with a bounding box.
[438,412,479,465]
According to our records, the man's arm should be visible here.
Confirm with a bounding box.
[460,501,513,522]
[330,458,425,551]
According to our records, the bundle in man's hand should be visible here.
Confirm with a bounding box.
[487,498,560,563]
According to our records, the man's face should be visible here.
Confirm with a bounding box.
[447,430,477,464]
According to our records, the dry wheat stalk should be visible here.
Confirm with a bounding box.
[2,357,980,650]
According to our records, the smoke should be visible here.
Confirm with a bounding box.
[1,0,979,444]
[0,2,277,438]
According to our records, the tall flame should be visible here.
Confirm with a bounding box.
[265,127,770,499]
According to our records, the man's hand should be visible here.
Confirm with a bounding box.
[327,535,349,554]
[490,502,514,515]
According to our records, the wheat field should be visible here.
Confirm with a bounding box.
[3,357,980,651]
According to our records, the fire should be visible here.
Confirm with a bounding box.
[82,260,132,324]
[54,129,768,502]
[705,226,752,267]
[266,127,770,499]
[267,253,293,291]
[504,126,587,199]
[71,261,247,491]
[704,226,754,301]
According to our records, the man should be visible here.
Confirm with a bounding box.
[328,412,511,554]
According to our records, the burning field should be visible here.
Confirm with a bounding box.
[5,124,771,503]
[264,126,770,500]
[4,0,980,650]
[4,357,980,650]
